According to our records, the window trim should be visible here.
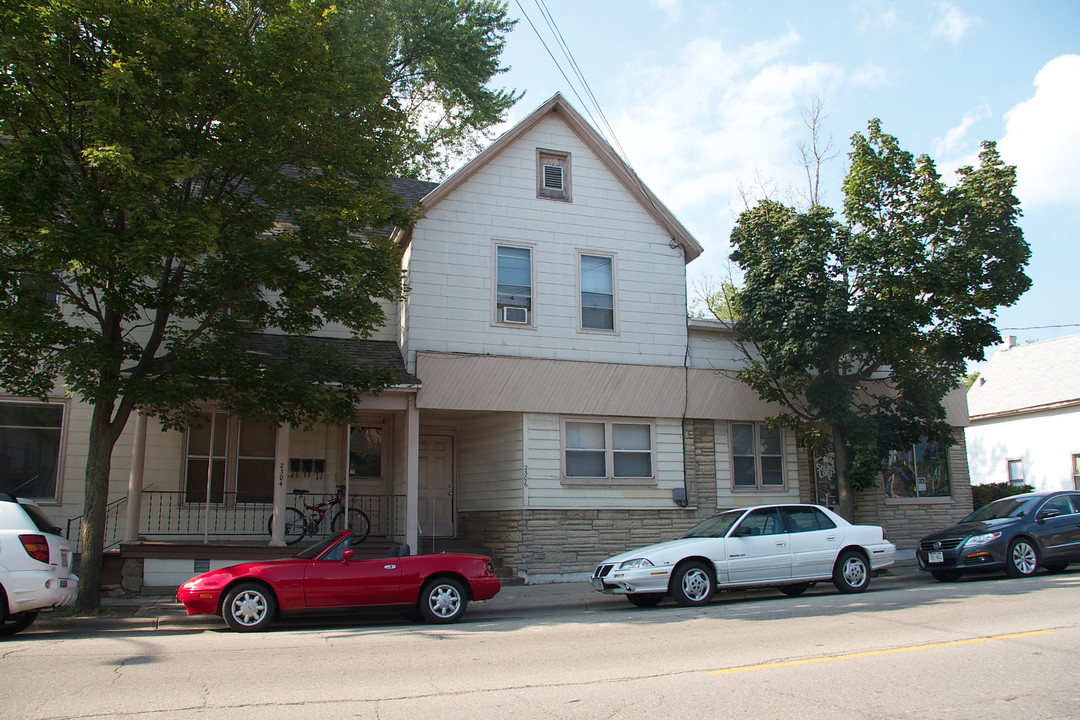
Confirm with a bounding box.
[493,240,535,327]
[0,397,68,503]
[729,422,786,491]
[560,417,656,486]
[1007,458,1025,485]
[883,439,953,502]
[536,148,571,202]
[578,251,617,333]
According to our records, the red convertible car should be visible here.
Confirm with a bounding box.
[176,531,501,631]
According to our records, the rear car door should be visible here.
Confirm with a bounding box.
[781,506,842,579]
[725,508,791,583]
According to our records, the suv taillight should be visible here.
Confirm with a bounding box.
[19,534,50,564]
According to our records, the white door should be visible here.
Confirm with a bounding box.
[419,435,454,537]
[725,508,791,583]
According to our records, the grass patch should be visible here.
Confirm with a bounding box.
[46,606,122,619]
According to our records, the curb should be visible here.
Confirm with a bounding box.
[29,559,924,633]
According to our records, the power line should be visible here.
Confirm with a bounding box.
[515,0,630,163]
[1001,324,1080,331]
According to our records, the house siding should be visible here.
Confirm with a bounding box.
[403,114,688,373]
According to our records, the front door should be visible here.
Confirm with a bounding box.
[419,435,454,537]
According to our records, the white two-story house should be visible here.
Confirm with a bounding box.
[1,94,973,589]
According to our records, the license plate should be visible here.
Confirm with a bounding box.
[928,551,944,564]
[591,578,604,591]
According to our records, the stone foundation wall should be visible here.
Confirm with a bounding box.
[459,508,708,579]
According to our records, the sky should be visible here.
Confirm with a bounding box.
[482,0,1080,357]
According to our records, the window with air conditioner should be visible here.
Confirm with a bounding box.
[537,149,571,201]
[495,244,532,326]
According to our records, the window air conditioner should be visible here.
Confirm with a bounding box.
[501,306,529,324]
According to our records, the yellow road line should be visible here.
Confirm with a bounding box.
[710,630,1055,675]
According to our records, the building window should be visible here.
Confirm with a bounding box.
[537,149,571,201]
[883,439,951,499]
[0,401,64,500]
[235,416,275,504]
[184,412,277,504]
[731,423,784,489]
[580,254,614,330]
[1007,458,1025,486]
[349,426,383,480]
[185,412,228,504]
[1073,455,1080,491]
[563,419,653,482]
[495,244,532,325]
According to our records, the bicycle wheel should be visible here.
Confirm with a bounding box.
[267,507,307,545]
[331,507,370,541]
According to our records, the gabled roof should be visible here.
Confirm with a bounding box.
[967,334,1080,419]
[399,93,703,263]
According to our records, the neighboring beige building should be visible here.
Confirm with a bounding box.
[1,94,972,589]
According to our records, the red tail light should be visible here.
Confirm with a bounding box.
[19,534,50,564]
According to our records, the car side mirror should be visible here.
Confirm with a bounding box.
[1038,509,1061,521]
[733,526,753,537]
[342,549,354,562]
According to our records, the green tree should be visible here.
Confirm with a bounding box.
[729,119,1030,521]
[0,0,518,608]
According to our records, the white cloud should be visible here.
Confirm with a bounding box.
[932,3,979,45]
[650,0,682,23]
[935,104,992,158]
[998,55,1080,210]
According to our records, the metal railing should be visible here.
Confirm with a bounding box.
[66,491,404,549]
[66,497,127,554]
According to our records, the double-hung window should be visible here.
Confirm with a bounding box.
[580,254,614,330]
[1008,459,1025,486]
[495,244,532,325]
[564,419,653,483]
[184,412,276,504]
[0,401,65,500]
[731,423,784,489]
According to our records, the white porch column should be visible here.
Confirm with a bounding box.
[123,412,148,543]
[405,395,419,552]
[270,422,292,547]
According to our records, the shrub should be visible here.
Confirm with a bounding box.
[971,482,1035,509]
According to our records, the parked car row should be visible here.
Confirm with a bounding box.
[4,493,1077,634]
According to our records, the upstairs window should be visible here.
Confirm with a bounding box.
[1007,458,1025,486]
[537,149,571,202]
[495,244,532,325]
[580,253,614,330]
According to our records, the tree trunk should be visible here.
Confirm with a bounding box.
[832,425,856,522]
[76,399,131,610]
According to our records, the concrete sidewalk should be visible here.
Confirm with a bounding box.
[29,558,923,633]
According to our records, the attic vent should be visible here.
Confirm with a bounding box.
[543,164,564,190]
[537,150,571,201]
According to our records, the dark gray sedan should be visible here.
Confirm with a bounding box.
[917,491,1080,581]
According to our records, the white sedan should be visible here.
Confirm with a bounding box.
[591,504,895,607]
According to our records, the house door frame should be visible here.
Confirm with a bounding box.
[418,434,455,538]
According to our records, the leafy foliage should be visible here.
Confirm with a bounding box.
[0,0,518,606]
[971,482,1034,510]
[729,120,1030,511]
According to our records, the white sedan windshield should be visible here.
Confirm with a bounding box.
[683,510,743,538]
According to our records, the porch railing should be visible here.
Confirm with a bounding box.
[65,497,127,554]
[66,491,404,549]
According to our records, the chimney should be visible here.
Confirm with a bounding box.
[1002,335,1018,350]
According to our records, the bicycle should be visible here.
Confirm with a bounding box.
[267,485,371,545]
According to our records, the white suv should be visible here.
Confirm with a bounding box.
[1,493,78,635]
